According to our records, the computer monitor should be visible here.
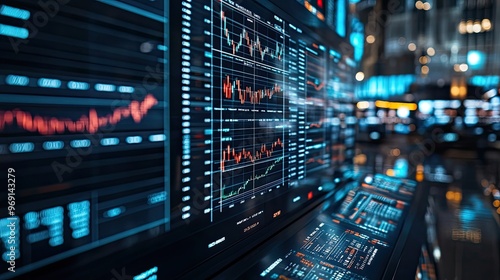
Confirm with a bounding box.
[0,0,354,278]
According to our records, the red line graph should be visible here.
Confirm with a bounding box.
[220,138,283,171]
[221,11,283,61]
[307,158,325,165]
[0,94,158,135]
[309,122,322,128]
[223,75,281,104]
[306,80,325,91]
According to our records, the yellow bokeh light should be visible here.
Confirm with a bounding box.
[354,154,367,165]
[391,148,401,157]
[427,47,435,56]
[473,21,482,33]
[458,21,467,34]
[355,72,365,81]
[446,191,454,200]
[466,20,474,33]
[493,200,500,208]
[459,85,467,98]
[386,169,395,177]
[482,19,492,31]
[375,100,417,110]
[416,164,424,172]
[421,65,429,75]
[451,86,459,97]
[357,101,370,110]
[416,173,424,182]
[408,43,417,51]
[366,35,375,44]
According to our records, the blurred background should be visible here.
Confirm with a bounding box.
[349,0,500,279]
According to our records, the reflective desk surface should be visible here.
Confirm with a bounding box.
[355,135,500,280]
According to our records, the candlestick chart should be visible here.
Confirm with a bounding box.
[210,1,288,209]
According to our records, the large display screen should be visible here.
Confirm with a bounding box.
[0,0,168,278]
[0,0,354,278]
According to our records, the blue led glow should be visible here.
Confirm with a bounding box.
[6,75,29,86]
[467,50,486,70]
[118,86,134,93]
[68,81,90,90]
[393,158,408,178]
[394,123,410,134]
[330,49,341,57]
[0,24,29,39]
[95,83,116,92]
[345,57,356,67]
[488,134,497,142]
[149,134,166,142]
[369,131,380,140]
[350,18,364,61]
[100,137,119,146]
[396,107,410,118]
[49,236,64,247]
[126,136,142,144]
[72,229,89,239]
[36,206,64,247]
[43,141,64,151]
[459,209,475,223]
[364,176,373,184]
[133,266,158,280]
[9,142,34,153]
[70,139,91,148]
[0,5,30,20]
[104,207,123,218]
[24,212,39,230]
[336,0,346,37]
[418,100,433,114]
[38,78,62,88]
[443,133,458,142]
[356,75,415,99]
[148,191,167,205]
[464,116,478,125]
[436,116,450,124]
[469,75,499,89]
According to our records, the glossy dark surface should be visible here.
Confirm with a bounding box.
[355,135,500,280]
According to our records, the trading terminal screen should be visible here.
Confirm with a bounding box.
[0,0,356,279]
[236,174,417,280]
